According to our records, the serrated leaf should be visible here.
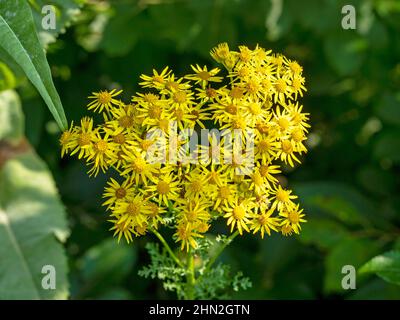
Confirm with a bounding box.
[359,251,400,286]
[0,0,67,130]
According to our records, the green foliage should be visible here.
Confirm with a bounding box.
[1,0,399,300]
[0,90,69,299]
[71,238,137,299]
[139,237,252,300]
[138,242,186,299]
[29,0,83,48]
[0,0,67,130]
[360,251,400,285]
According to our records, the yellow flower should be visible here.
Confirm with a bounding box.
[211,183,237,212]
[185,64,223,87]
[280,203,306,233]
[210,42,231,63]
[120,150,158,185]
[270,185,297,211]
[62,43,310,249]
[277,139,301,167]
[69,117,96,159]
[86,132,118,177]
[145,171,181,206]
[112,193,151,228]
[88,89,122,113]
[250,207,280,238]
[177,199,211,227]
[108,219,134,243]
[184,170,210,200]
[59,121,77,157]
[139,66,171,89]
[223,199,254,235]
[102,178,134,210]
[174,222,203,252]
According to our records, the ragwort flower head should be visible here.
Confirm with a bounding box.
[60,43,310,249]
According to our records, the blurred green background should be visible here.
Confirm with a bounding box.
[1,0,400,299]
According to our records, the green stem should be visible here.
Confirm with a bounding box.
[199,230,239,280]
[185,249,196,300]
[151,228,183,268]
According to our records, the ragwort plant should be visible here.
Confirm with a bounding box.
[60,43,310,299]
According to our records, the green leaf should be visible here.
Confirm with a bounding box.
[299,219,351,250]
[324,238,380,293]
[375,94,400,126]
[373,130,400,163]
[293,181,374,227]
[76,238,137,297]
[0,89,69,299]
[0,0,67,130]
[324,31,367,76]
[359,251,400,285]
[29,0,82,48]
[0,61,17,91]
[0,90,24,145]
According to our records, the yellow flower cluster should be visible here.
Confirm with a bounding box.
[60,43,309,250]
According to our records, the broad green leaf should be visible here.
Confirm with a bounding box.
[299,219,351,250]
[0,0,67,130]
[29,0,82,48]
[373,130,400,163]
[324,238,380,293]
[73,238,137,298]
[0,90,24,144]
[324,31,367,76]
[375,94,400,126]
[0,152,69,299]
[0,89,69,299]
[0,61,17,91]
[359,251,400,286]
[293,181,374,227]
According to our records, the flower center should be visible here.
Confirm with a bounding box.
[219,186,231,199]
[186,210,198,222]
[225,103,237,114]
[275,79,287,93]
[197,71,211,80]
[157,181,170,194]
[190,181,202,192]
[113,133,126,144]
[233,206,246,220]
[98,91,112,104]
[291,128,304,142]
[248,103,261,115]
[148,105,162,119]
[119,115,133,128]
[258,140,270,152]
[78,132,91,146]
[259,165,269,177]
[230,87,244,99]
[281,140,293,154]
[127,202,141,216]
[115,187,126,199]
[258,215,268,225]
[288,211,300,223]
[133,158,145,173]
[96,140,108,153]
[174,91,187,103]
[276,189,289,202]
